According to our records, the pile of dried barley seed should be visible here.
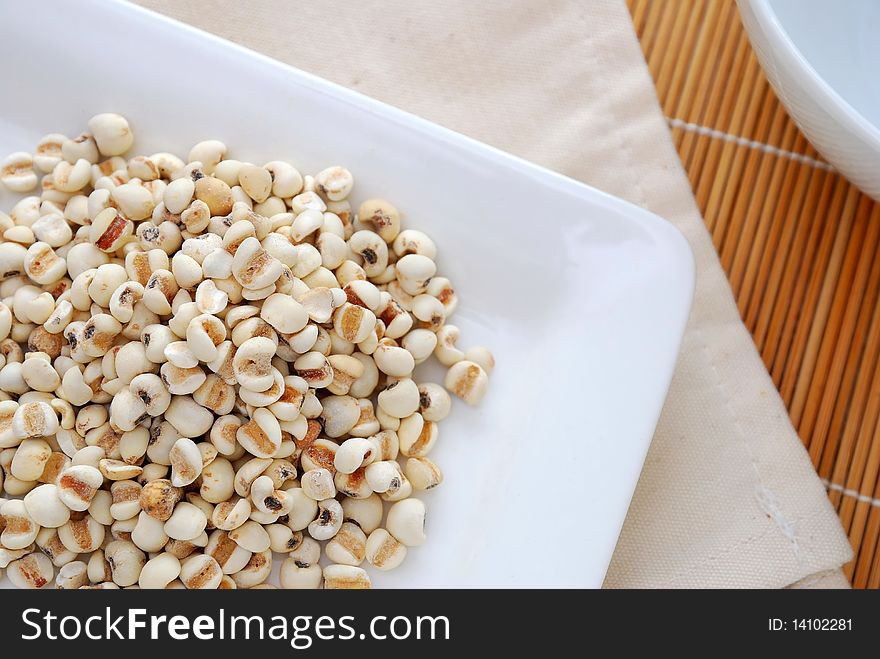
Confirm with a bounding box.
[0,114,493,589]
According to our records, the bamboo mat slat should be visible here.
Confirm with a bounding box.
[628,0,880,588]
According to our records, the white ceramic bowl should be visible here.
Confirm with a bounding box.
[0,0,693,587]
[739,0,880,200]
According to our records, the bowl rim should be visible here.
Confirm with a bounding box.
[745,0,880,149]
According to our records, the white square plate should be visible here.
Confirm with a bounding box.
[0,0,693,587]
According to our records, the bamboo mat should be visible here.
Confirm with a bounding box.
[628,0,880,588]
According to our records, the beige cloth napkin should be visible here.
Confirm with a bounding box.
[134,0,853,587]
